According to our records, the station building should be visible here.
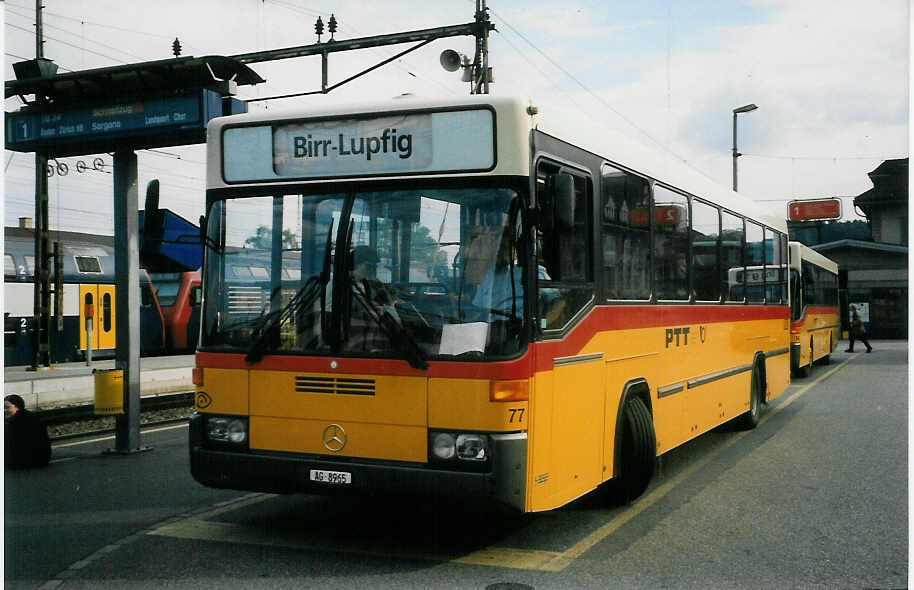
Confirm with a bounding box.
[789,158,908,339]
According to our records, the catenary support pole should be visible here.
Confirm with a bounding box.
[112,150,147,454]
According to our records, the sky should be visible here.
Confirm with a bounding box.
[2,0,910,235]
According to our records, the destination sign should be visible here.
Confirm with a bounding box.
[221,108,495,182]
[788,198,842,222]
[5,90,242,156]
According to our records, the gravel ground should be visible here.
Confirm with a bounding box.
[48,405,194,440]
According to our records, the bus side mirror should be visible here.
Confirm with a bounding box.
[544,173,575,232]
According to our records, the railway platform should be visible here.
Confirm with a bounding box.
[3,354,194,410]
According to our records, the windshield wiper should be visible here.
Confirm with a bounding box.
[349,279,429,370]
[243,275,322,363]
[245,223,334,364]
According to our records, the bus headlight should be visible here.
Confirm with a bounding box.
[431,432,456,460]
[206,415,248,444]
[429,431,489,464]
[456,434,488,461]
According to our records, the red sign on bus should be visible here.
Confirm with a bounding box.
[788,198,842,221]
[630,205,682,227]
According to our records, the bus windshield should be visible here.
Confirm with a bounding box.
[200,186,527,364]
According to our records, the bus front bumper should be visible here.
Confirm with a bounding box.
[189,413,527,511]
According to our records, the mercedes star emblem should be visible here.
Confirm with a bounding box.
[321,423,347,452]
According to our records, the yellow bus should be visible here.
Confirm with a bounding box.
[788,241,839,376]
[189,95,790,512]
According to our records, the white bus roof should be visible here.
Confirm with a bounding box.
[207,94,786,232]
[789,241,839,274]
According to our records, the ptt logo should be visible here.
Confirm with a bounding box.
[196,392,213,409]
[665,326,691,348]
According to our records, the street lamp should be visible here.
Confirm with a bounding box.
[732,103,758,192]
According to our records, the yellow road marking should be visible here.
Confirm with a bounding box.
[150,359,851,572]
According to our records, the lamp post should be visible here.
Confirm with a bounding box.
[732,103,758,192]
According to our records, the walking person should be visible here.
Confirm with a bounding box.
[845,304,873,353]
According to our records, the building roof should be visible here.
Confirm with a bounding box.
[813,239,907,255]
[854,158,908,216]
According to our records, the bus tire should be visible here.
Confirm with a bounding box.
[612,396,656,503]
[736,364,762,430]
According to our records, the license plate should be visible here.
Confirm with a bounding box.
[309,469,352,485]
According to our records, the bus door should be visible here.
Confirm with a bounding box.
[531,164,605,509]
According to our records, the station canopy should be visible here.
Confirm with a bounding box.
[6,55,264,105]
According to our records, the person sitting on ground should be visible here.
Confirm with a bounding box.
[5,394,51,470]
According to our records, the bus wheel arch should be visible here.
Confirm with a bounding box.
[607,379,656,503]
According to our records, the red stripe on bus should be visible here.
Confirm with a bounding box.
[791,306,840,329]
[194,350,535,379]
[196,304,788,379]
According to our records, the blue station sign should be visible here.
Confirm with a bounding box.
[5,89,245,156]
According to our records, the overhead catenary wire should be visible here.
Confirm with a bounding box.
[5,6,152,63]
[740,152,907,161]
[487,6,674,157]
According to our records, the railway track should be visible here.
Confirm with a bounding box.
[41,391,194,441]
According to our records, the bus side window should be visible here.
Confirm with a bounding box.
[691,199,720,302]
[536,160,594,330]
[600,163,650,300]
[745,221,765,303]
[721,212,745,302]
[652,184,690,301]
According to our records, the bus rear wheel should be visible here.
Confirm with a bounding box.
[736,366,762,430]
[610,396,656,503]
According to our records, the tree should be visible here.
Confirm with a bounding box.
[244,226,298,249]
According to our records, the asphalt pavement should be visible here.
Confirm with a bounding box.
[4,340,908,590]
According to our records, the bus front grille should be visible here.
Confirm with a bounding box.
[295,376,376,396]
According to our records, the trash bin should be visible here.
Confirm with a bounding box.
[93,368,124,415]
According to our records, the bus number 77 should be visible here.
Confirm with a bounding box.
[508,408,525,423]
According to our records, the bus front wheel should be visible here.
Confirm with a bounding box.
[611,396,656,503]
